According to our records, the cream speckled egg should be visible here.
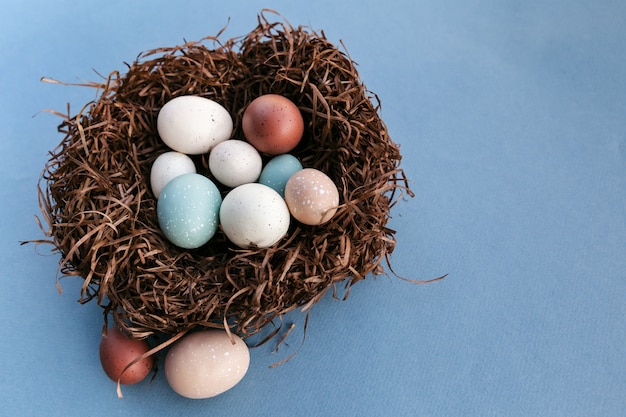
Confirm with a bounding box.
[284,168,340,226]
[157,95,233,154]
[220,183,290,248]
[208,139,262,187]
[164,330,250,399]
[258,154,303,197]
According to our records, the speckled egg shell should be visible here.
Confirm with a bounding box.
[157,173,221,249]
[164,330,250,399]
[284,168,340,226]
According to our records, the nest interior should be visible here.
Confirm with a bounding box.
[38,12,412,342]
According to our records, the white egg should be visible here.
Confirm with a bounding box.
[164,330,250,399]
[208,140,262,187]
[157,95,233,154]
[150,151,196,198]
[220,183,290,249]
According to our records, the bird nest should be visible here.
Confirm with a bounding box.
[36,11,415,345]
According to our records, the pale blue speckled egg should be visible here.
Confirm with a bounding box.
[157,173,221,249]
[258,154,303,197]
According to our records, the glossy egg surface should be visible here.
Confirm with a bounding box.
[157,173,221,249]
[242,94,304,155]
[164,330,250,399]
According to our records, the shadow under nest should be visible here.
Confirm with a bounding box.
[36,12,414,345]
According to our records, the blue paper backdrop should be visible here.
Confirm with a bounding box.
[1,1,625,416]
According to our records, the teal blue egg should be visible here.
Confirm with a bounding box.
[258,154,303,197]
[157,173,221,249]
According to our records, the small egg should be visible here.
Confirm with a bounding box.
[242,94,304,155]
[220,183,290,249]
[157,173,221,249]
[164,330,250,399]
[150,151,197,198]
[258,154,303,197]
[284,168,340,226]
[208,139,262,188]
[157,95,233,154]
[99,326,153,385]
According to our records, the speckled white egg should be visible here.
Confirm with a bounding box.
[157,95,233,155]
[284,168,340,226]
[208,140,263,187]
[220,183,290,249]
[164,330,250,399]
[150,151,197,198]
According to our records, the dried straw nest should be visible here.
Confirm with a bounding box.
[37,11,417,345]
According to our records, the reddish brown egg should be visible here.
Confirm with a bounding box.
[99,326,153,385]
[242,94,304,155]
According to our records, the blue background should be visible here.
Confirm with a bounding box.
[1,1,625,416]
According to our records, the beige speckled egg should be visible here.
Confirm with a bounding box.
[284,168,340,226]
[164,330,250,399]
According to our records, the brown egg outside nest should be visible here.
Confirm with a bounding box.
[99,326,153,385]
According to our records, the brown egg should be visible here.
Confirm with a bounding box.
[242,94,304,155]
[99,326,153,385]
[284,168,340,225]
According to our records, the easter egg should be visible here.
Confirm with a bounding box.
[242,94,304,155]
[208,139,263,188]
[284,168,340,226]
[150,151,196,198]
[164,330,250,399]
[220,183,290,249]
[157,173,221,249]
[99,326,153,385]
[258,154,303,197]
[157,95,233,154]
